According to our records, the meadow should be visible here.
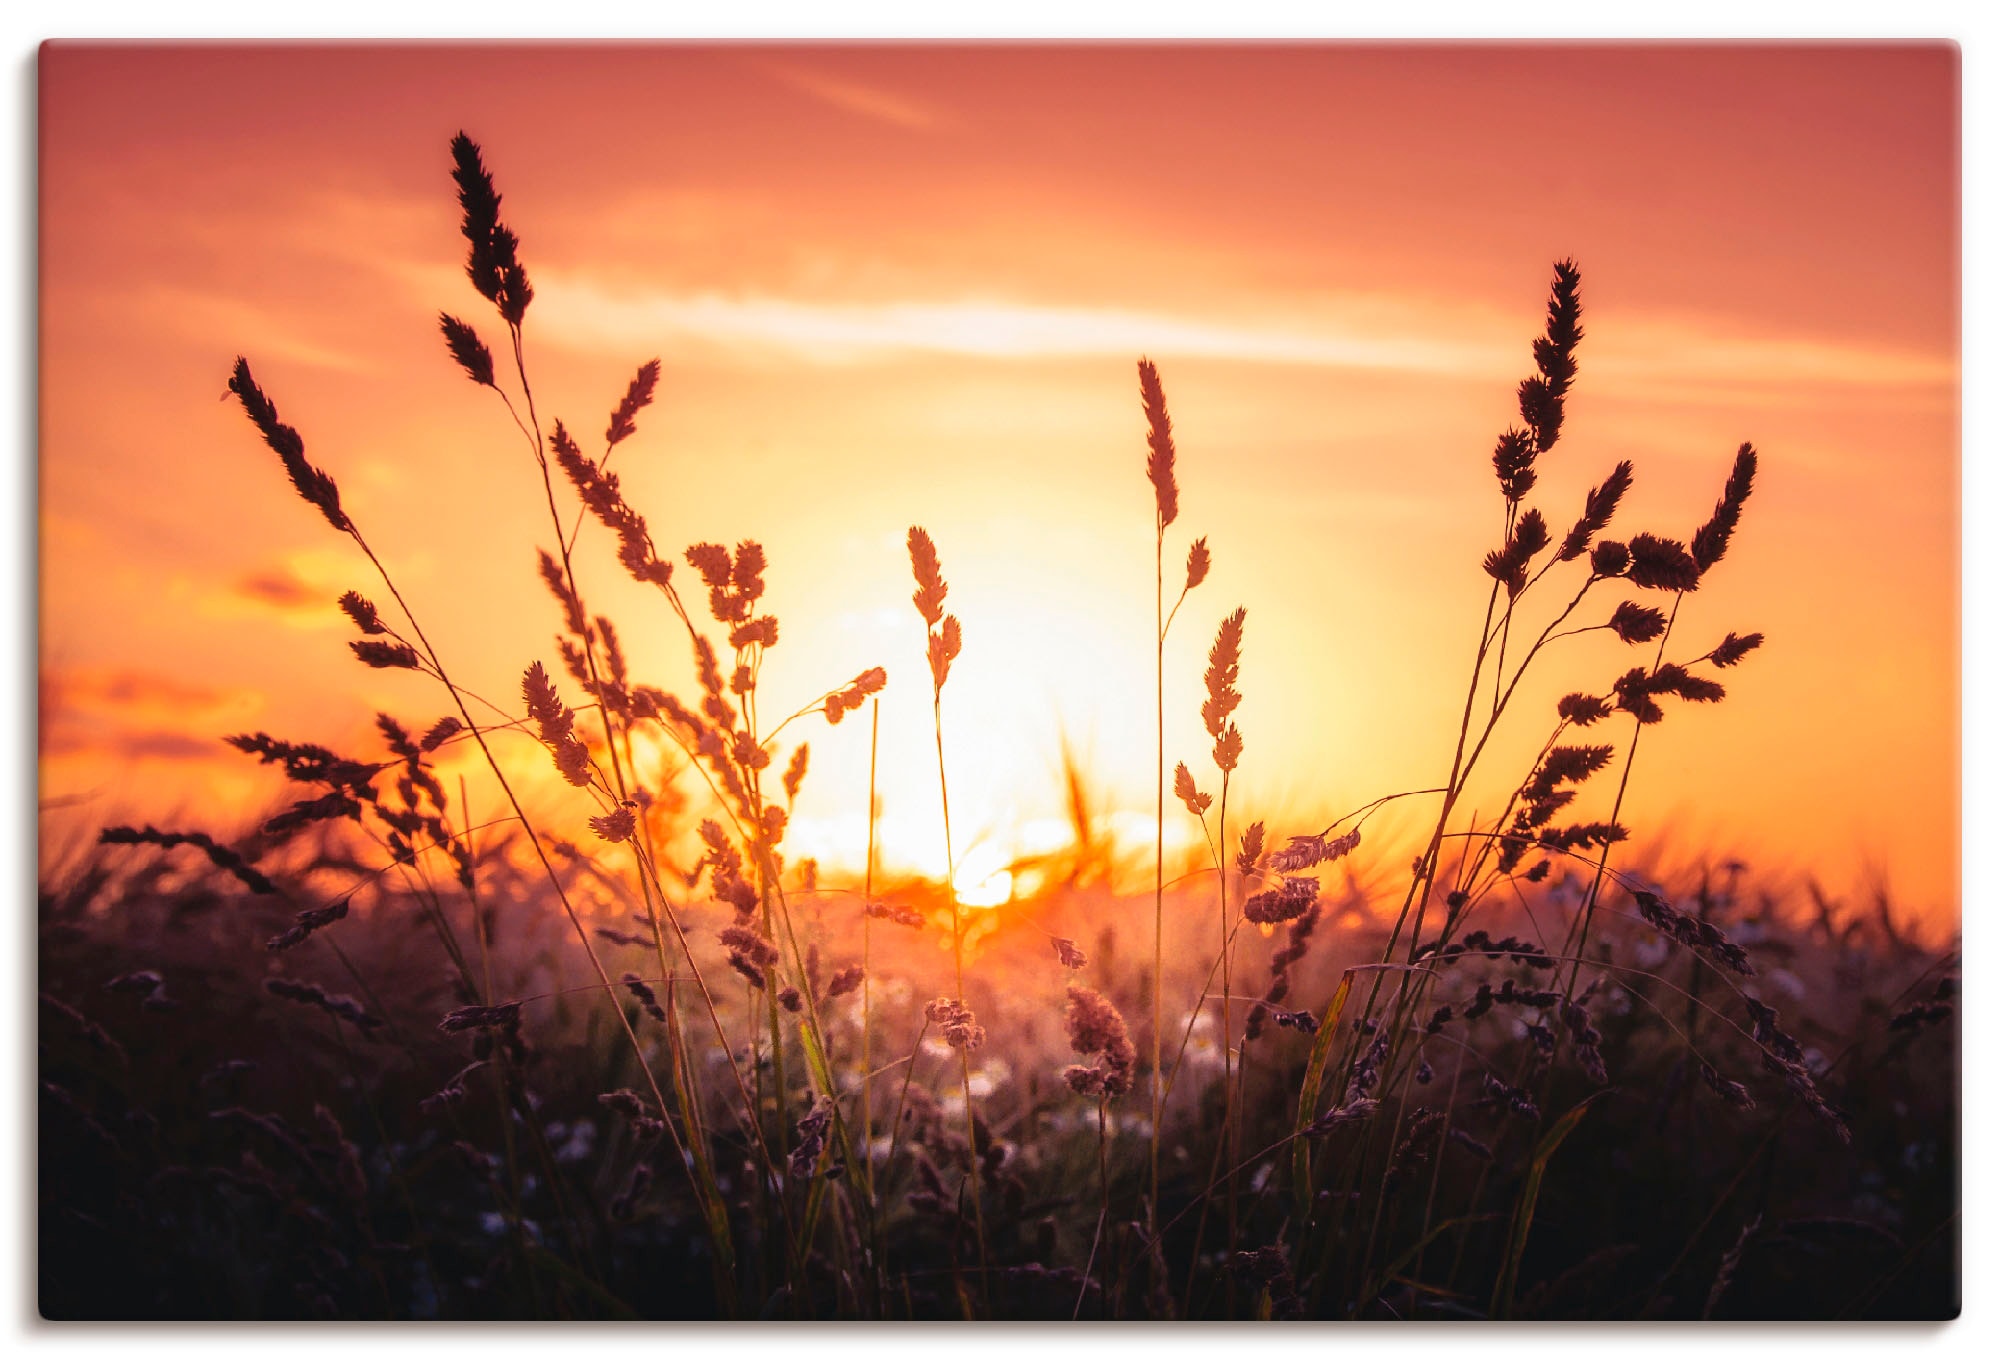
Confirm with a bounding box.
[37,133,1958,1322]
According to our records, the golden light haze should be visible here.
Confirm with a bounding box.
[37,44,1958,927]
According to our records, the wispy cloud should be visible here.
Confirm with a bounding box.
[528,274,1956,401]
[532,277,1487,373]
[1589,317,1957,394]
[254,182,1952,402]
[758,58,944,131]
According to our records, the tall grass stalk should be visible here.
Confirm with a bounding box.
[1140,357,1206,1229]
[906,525,989,1312]
[861,699,880,1205]
[1142,356,1177,1229]
[223,355,743,1300]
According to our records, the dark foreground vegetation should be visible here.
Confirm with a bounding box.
[39,839,1958,1319]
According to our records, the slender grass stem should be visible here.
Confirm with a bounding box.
[861,699,880,1206]
[930,687,992,1312]
[1153,523,1166,1230]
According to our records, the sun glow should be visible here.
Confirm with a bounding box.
[34,43,1959,925]
[951,841,1015,909]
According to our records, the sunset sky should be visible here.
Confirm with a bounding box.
[37,44,1959,926]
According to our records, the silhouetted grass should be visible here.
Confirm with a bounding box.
[39,132,1958,1321]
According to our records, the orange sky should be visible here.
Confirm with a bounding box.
[37,44,1959,926]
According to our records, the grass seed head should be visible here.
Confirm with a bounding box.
[1202,608,1247,770]
[338,591,385,635]
[1692,443,1758,575]
[605,359,661,447]
[449,132,532,325]
[1174,761,1212,816]
[1138,357,1179,530]
[1062,984,1136,1098]
[1626,533,1702,592]
[907,526,948,626]
[1711,631,1765,667]
[438,312,496,388]
[227,358,349,532]
[1559,459,1634,560]
[1185,536,1211,590]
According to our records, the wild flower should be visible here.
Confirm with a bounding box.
[926,997,987,1052]
[1060,985,1137,1099]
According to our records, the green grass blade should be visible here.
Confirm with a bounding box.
[1291,970,1355,1226]
[1492,1093,1604,1318]
[664,992,737,1314]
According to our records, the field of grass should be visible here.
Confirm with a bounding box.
[36,133,1959,1322]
